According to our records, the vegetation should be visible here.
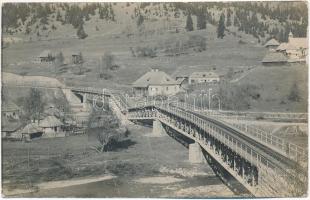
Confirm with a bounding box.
[217,13,225,39]
[185,13,193,32]
[24,88,45,123]
[87,109,128,153]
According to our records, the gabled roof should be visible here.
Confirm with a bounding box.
[265,38,280,47]
[262,52,287,63]
[2,101,20,112]
[190,71,219,78]
[39,50,52,58]
[21,123,42,134]
[132,69,178,87]
[39,116,63,128]
[276,43,289,51]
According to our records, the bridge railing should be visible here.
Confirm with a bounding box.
[127,100,307,164]
[130,103,299,195]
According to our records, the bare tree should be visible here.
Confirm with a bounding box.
[24,88,45,123]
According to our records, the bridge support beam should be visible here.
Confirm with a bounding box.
[152,119,166,137]
[189,142,205,164]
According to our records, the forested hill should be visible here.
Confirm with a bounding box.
[2,2,308,43]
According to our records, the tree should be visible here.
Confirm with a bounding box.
[226,9,232,27]
[185,13,194,32]
[87,109,128,153]
[217,13,225,39]
[77,24,88,39]
[136,14,144,27]
[77,52,84,74]
[24,88,45,123]
[288,82,300,102]
[197,12,207,30]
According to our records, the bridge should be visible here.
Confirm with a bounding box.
[3,82,307,197]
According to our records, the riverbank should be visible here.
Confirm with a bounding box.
[3,124,236,197]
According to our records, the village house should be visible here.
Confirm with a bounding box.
[1,118,23,139]
[132,69,181,96]
[276,32,308,62]
[2,101,20,120]
[188,71,220,84]
[39,116,65,137]
[264,38,280,50]
[21,123,43,141]
[262,52,288,66]
[38,50,55,63]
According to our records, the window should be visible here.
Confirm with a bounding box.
[203,74,206,77]
[166,87,169,91]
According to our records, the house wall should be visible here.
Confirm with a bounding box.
[148,85,180,96]
[189,77,220,84]
[2,111,19,119]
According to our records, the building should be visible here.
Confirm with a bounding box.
[188,71,220,84]
[264,38,280,50]
[21,123,43,141]
[39,116,65,137]
[132,69,180,96]
[2,101,20,120]
[262,52,287,65]
[276,32,308,62]
[1,118,23,139]
[72,51,83,64]
[38,50,55,63]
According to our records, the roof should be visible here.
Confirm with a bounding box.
[262,52,287,63]
[276,43,289,51]
[265,39,280,47]
[21,123,42,134]
[2,101,20,112]
[190,71,219,78]
[39,50,52,58]
[39,116,63,127]
[132,69,179,88]
[72,51,81,56]
[276,37,308,51]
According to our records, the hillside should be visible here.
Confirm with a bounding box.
[1,2,308,113]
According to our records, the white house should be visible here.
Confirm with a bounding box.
[132,69,181,96]
[188,71,220,84]
[276,32,308,62]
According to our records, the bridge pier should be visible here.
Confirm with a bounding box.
[189,142,205,164]
[152,119,166,137]
[83,93,87,109]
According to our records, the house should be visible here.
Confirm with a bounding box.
[188,71,220,84]
[276,32,308,62]
[132,69,180,96]
[262,52,287,65]
[2,101,20,120]
[38,50,55,63]
[21,123,43,141]
[264,38,280,49]
[1,118,23,139]
[39,116,65,137]
[72,51,83,64]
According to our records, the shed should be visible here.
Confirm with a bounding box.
[39,116,64,134]
[21,123,43,141]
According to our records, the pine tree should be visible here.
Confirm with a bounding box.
[197,12,207,30]
[185,13,193,32]
[217,13,225,39]
[226,9,232,27]
[77,24,88,39]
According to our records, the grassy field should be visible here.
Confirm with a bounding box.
[2,124,230,197]
[2,19,307,112]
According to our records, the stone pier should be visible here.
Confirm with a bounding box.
[152,119,166,136]
[189,142,205,164]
